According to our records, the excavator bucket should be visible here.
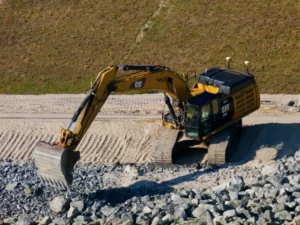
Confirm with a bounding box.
[33,142,80,189]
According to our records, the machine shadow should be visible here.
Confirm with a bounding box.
[95,180,173,205]
[228,122,300,165]
[94,167,216,206]
[166,123,300,166]
[92,123,299,205]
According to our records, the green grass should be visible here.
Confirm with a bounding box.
[0,0,299,94]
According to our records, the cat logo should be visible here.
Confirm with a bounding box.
[222,103,230,113]
[221,97,233,118]
[135,81,143,88]
[222,103,230,117]
[130,78,146,89]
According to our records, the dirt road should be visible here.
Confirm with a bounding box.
[0,94,299,165]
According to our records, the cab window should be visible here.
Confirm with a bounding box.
[201,104,211,122]
[186,104,199,138]
[200,104,212,134]
[212,99,219,115]
[186,105,199,127]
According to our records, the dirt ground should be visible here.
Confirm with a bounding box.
[0,93,299,166]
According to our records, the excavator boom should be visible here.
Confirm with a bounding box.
[33,65,192,189]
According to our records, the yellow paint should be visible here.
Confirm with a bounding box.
[57,64,260,151]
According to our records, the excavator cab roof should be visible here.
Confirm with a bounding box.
[188,91,220,106]
[188,67,257,106]
[198,67,255,95]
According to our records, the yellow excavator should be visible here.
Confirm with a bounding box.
[34,59,260,189]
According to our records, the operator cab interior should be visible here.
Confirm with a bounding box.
[185,92,221,140]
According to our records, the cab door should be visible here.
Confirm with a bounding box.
[200,103,213,135]
[185,104,200,139]
[185,98,221,139]
[199,98,220,136]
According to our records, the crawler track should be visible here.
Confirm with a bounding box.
[207,125,236,165]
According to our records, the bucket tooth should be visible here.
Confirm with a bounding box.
[33,141,80,189]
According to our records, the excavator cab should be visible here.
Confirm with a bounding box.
[175,66,260,166]
[185,92,243,139]
[185,93,221,140]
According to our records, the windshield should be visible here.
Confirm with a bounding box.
[187,105,199,127]
[186,104,199,138]
[201,104,211,122]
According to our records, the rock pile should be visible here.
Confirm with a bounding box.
[1,151,300,224]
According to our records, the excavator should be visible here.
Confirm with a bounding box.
[33,58,260,189]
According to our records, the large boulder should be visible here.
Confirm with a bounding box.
[39,216,52,225]
[261,163,280,176]
[294,150,300,161]
[3,218,16,224]
[162,214,174,224]
[223,209,237,219]
[192,208,213,225]
[272,203,286,213]
[124,165,139,176]
[143,206,152,214]
[174,208,187,221]
[287,174,300,186]
[226,176,245,201]
[275,210,292,221]
[71,200,85,212]
[15,216,32,225]
[67,206,80,219]
[73,215,92,225]
[51,217,68,225]
[236,207,251,219]
[277,194,291,204]
[100,205,117,217]
[264,187,279,199]
[5,182,18,191]
[198,204,217,213]
[136,215,150,225]
[265,173,285,186]
[227,176,245,192]
[120,212,134,225]
[286,201,297,210]
[170,193,181,201]
[49,196,70,213]
[151,217,163,225]
[263,209,274,221]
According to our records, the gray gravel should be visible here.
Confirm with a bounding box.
[1,150,300,224]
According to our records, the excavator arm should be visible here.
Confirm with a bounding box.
[68,65,191,143]
[34,65,192,189]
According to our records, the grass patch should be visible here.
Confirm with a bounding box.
[0,0,299,94]
[128,0,300,94]
[0,0,160,94]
